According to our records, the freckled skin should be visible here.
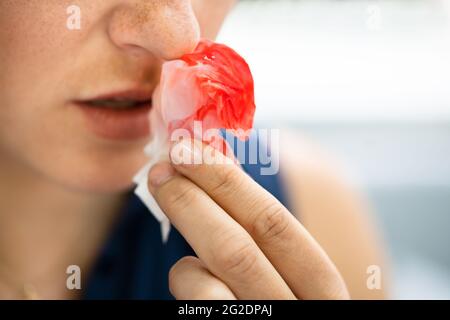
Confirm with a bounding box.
[0,0,235,194]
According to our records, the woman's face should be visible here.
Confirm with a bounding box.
[0,0,235,193]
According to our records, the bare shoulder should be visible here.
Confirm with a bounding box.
[278,129,388,299]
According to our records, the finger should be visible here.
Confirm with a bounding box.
[148,162,296,300]
[170,139,349,299]
[169,256,236,300]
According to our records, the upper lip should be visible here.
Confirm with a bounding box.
[75,87,154,103]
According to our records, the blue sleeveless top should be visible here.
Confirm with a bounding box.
[83,143,289,299]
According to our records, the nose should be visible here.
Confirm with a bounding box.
[108,1,200,60]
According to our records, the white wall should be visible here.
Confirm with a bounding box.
[218,0,450,125]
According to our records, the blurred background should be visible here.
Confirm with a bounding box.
[218,0,450,299]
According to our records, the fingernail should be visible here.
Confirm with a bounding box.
[148,163,174,188]
[170,139,203,166]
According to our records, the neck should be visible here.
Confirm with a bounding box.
[0,151,126,299]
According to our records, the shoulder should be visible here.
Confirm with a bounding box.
[279,130,388,299]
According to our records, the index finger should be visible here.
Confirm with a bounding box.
[169,139,349,299]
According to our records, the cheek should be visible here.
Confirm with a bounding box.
[0,3,71,175]
[191,0,235,39]
[48,142,149,194]
[0,2,73,130]
[0,2,70,77]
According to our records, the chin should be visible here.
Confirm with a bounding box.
[58,168,140,195]
[69,171,138,195]
[35,147,149,195]
[77,158,148,194]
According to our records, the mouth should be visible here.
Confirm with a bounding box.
[83,98,151,109]
[73,89,153,141]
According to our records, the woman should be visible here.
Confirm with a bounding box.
[0,0,386,299]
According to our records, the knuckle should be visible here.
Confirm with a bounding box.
[164,181,200,211]
[252,201,291,242]
[210,164,244,197]
[212,232,259,277]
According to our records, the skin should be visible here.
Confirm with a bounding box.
[0,0,386,299]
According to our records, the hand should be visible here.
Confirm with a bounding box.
[147,138,349,300]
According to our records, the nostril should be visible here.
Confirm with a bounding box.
[121,44,153,58]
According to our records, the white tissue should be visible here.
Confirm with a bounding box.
[132,130,172,243]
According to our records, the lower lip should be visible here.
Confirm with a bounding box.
[74,102,151,140]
